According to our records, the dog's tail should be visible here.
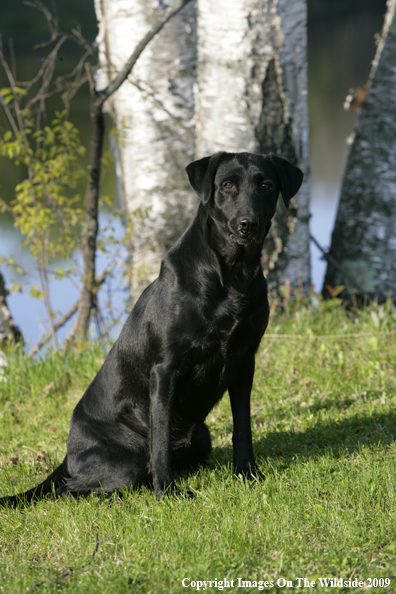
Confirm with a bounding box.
[0,456,69,508]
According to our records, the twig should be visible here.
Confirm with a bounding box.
[310,234,371,301]
[28,300,78,358]
[9,38,17,81]
[95,296,112,346]
[27,534,114,592]
[23,0,59,49]
[0,37,22,135]
[0,88,19,135]
[30,34,69,115]
[92,533,116,558]
[27,566,72,593]
[27,567,105,593]
[71,27,97,54]
[92,533,100,558]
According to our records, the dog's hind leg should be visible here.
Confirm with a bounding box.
[55,444,150,499]
[172,422,212,470]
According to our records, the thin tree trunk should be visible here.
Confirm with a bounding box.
[74,89,104,343]
[195,0,311,296]
[323,0,396,300]
[72,0,192,341]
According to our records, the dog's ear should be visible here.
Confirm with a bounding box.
[269,154,304,208]
[186,152,227,204]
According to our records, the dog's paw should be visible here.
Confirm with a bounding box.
[235,464,264,481]
[54,484,79,502]
[154,480,177,501]
[154,482,195,501]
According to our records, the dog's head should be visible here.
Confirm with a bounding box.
[186,152,303,246]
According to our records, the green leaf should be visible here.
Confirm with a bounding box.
[30,285,45,299]
[13,86,27,96]
[9,283,22,293]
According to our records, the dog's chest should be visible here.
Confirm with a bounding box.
[177,296,261,393]
[193,293,251,353]
[173,314,252,421]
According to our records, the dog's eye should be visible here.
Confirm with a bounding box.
[223,182,234,189]
[261,182,270,190]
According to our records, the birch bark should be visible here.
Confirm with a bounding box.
[324,0,396,300]
[195,0,311,293]
[95,0,196,298]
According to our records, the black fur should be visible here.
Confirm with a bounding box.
[0,152,303,506]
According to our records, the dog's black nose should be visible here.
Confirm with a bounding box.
[238,217,259,236]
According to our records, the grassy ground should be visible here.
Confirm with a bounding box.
[0,298,396,593]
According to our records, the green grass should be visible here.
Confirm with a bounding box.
[1,299,396,593]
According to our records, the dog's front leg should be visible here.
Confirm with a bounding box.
[149,364,176,499]
[229,355,260,478]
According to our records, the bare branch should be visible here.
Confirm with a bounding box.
[23,0,59,49]
[0,39,29,144]
[26,46,91,111]
[71,27,97,55]
[26,34,68,115]
[91,533,116,558]
[7,3,94,114]
[9,39,17,80]
[85,61,96,96]
[60,74,88,107]
[0,89,19,135]
[19,34,74,94]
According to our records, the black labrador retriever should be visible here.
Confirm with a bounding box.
[0,151,303,506]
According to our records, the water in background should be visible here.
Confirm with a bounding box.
[0,2,387,348]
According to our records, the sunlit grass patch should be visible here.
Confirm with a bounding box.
[1,299,396,592]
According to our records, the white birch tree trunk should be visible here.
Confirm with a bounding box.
[195,0,311,294]
[324,0,396,300]
[95,0,196,298]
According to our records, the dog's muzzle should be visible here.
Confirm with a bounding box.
[229,216,262,244]
[238,217,259,236]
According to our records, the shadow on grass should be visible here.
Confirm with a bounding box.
[3,410,394,503]
[209,409,396,472]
